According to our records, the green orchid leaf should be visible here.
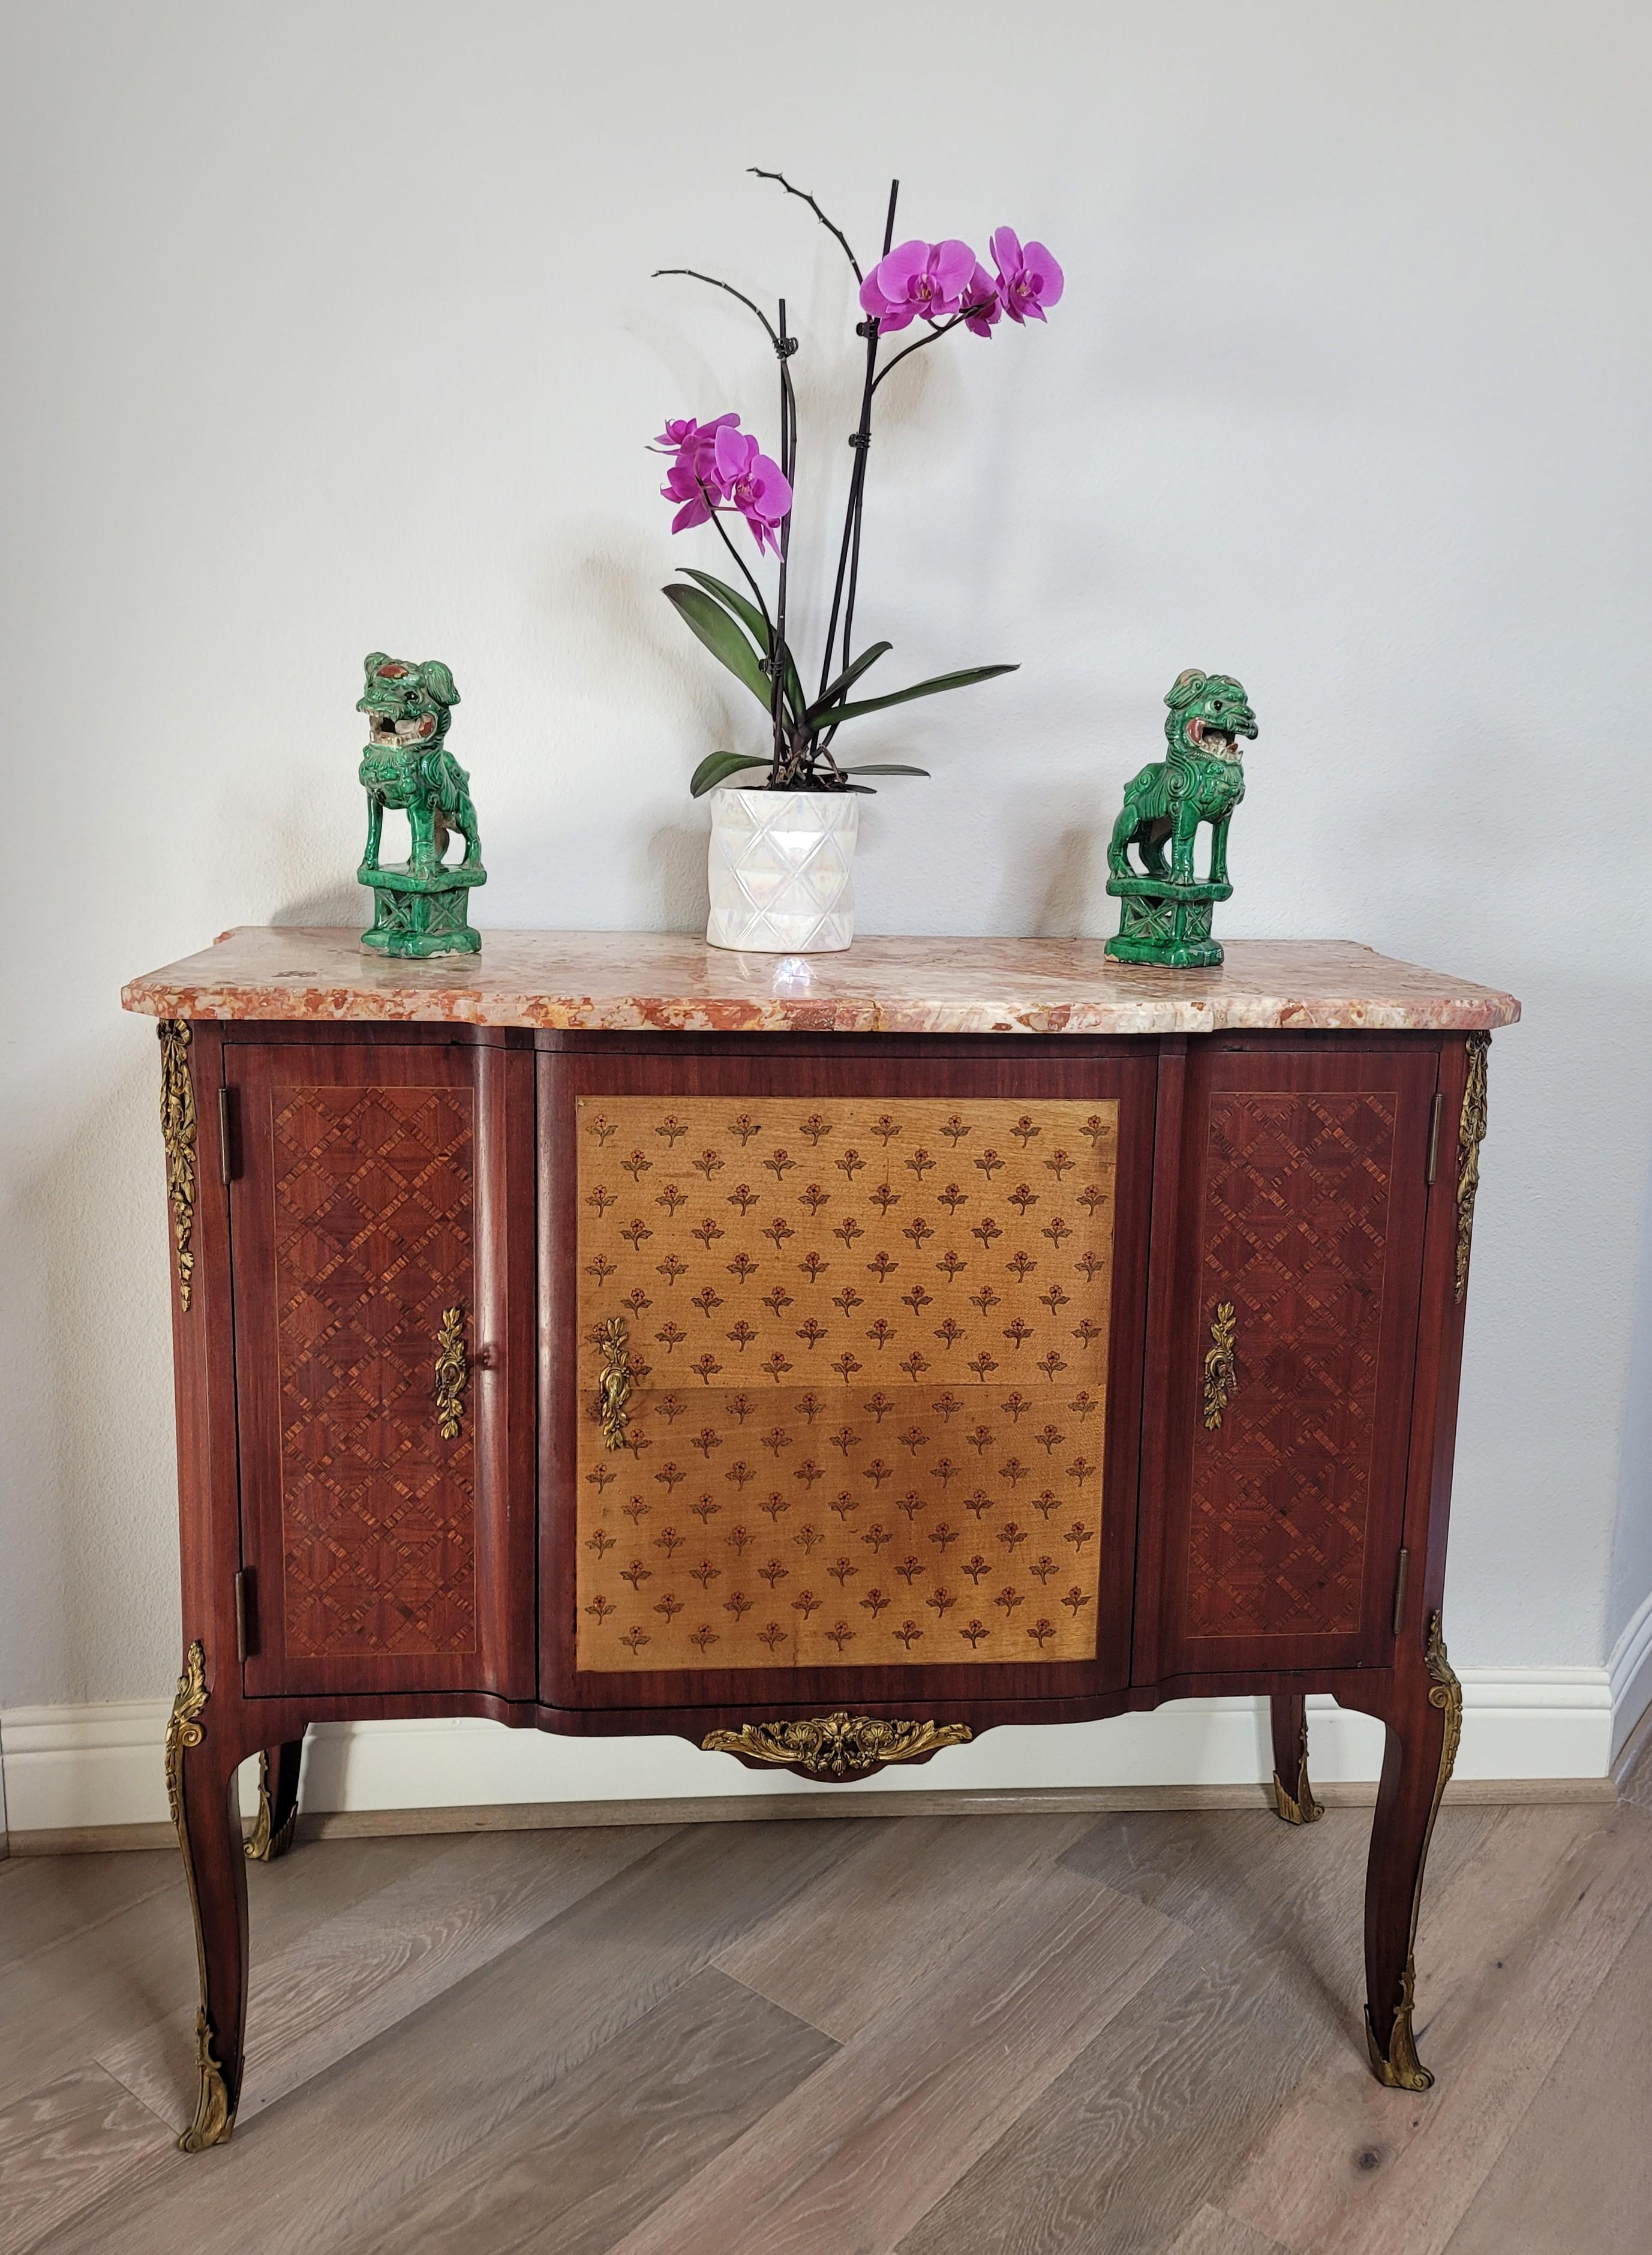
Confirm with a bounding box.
[689,750,774,798]
[834,763,932,777]
[804,641,894,723]
[679,570,804,722]
[678,567,767,648]
[663,584,773,711]
[822,662,1019,727]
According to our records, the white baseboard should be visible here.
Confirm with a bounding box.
[0,1669,1613,1839]
[1609,1587,1652,1760]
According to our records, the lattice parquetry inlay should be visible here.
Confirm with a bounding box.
[575,1095,1118,1671]
[1188,1089,1397,1639]
[272,1084,477,1656]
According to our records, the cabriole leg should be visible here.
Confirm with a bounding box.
[1269,1691,1324,1825]
[166,1642,249,2150]
[245,1737,304,1862]
[1362,1613,1462,2090]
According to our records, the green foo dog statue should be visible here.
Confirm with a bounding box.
[1105,669,1258,970]
[356,653,485,957]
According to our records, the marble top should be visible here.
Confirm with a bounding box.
[121,930,1520,1036]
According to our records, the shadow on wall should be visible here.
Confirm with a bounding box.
[2,1035,179,1705]
[530,521,752,932]
[645,823,710,931]
[537,521,744,764]
[988,774,1115,938]
[271,881,362,928]
[1029,822,1104,938]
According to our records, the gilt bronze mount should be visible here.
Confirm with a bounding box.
[165,1642,236,2149]
[244,1749,300,1863]
[704,1711,974,1779]
[434,1307,468,1442]
[1272,1712,1325,1826]
[1455,1034,1491,1302]
[597,1315,633,1451]
[1202,1302,1239,1431]
[1365,1612,1463,2091]
[158,1021,197,1314]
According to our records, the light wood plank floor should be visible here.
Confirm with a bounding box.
[3,1770,1650,2254]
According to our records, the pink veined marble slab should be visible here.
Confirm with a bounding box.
[121,929,1521,1035]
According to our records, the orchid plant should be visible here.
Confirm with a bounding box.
[652,172,1063,797]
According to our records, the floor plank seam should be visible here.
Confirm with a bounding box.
[10,1798,1651,2255]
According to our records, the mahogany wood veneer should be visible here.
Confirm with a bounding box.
[125,932,1515,2149]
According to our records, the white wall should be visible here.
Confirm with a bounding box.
[5,4,1651,1763]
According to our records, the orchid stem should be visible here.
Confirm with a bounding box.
[696,482,776,640]
[771,296,793,779]
[870,305,987,392]
[653,268,782,350]
[816,178,899,709]
[748,169,863,283]
[831,180,902,720]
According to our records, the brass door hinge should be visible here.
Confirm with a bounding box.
[234,1569,254,1662]
[1425,1094,1443,1187]
[1391,1548,1410,1638]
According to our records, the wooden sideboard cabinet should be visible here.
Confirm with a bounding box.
[124,930,1517,2150]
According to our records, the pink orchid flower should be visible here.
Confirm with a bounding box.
[990,228,1064,324]
[651,412,740,456]
[712,424,792,555]
[653,413,748,531]
[858,238,978,331]
[960,262,1001,338]
[660,451,726,533]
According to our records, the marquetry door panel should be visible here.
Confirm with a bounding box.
[1152,1043,1438,1677]
[227,1037,534,1698]
[540,1048,1157,1711]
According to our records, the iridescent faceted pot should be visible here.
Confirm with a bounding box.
[705,787,858,953]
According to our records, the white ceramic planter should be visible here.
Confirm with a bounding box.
[705,787,859,953]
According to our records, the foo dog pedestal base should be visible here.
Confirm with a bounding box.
[359,864,484,959]
[1106,876,1232,971]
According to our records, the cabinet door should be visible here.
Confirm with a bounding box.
[540,1047,1157,1713]
[1149,1043,1438,1678]
[228,1037,534,1699]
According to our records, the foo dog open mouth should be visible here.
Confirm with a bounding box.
[1190,724,1246,764]
[1185,700,1258,764]
[358,656,450,752]
[366,710,433,750]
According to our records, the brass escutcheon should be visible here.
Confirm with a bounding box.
[434,1307,467,1440]
[1202,1301,1239,1430]
[597,1315,632,1451]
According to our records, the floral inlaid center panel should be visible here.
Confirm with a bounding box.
[574,1095,1118,1670]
